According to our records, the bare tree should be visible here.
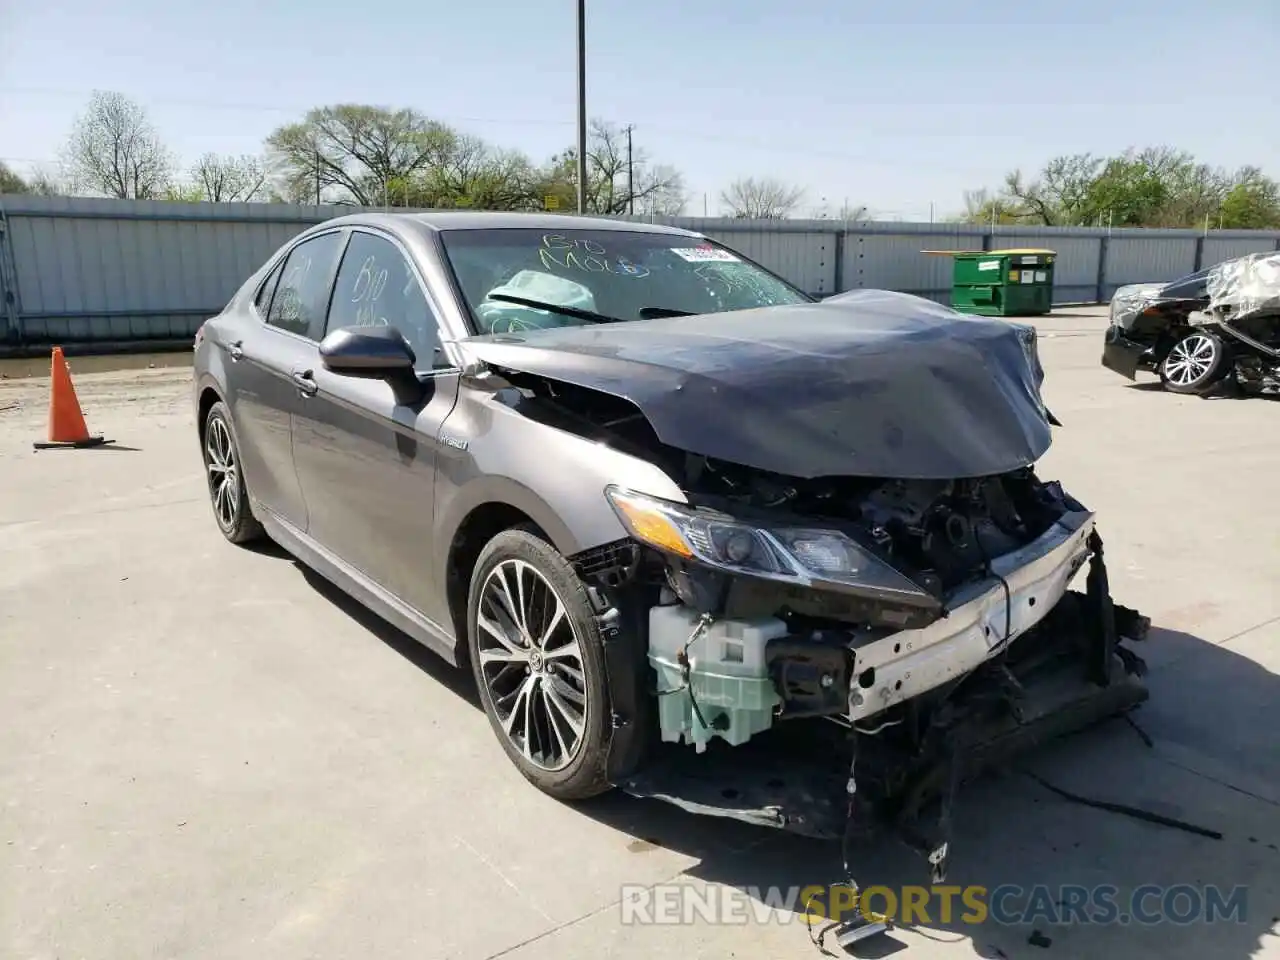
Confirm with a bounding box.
[547,120,686,216]
[26,168,68,196]
[720,177,804,219]
[191,153,268,202]
[61,91,176,199]
[265,105,455,205]
[954,187,1026,225]
[811,198,869,221]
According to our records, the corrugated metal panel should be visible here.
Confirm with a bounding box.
[696,227,836,295]
[17,311,206,345]
[848,232,983,295]
[1201,236,1278,267]
[3,195,1280,350]
[2,199,320,344]
[1104,235,1198,292]
[997,234,1100,302]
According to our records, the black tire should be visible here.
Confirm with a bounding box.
[466,526,628,801]
[202,401,265,545]
[1159,331,1231,395]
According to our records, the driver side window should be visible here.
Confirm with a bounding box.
[325,231,445,372]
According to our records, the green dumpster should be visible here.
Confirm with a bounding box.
[924,248,1056,317]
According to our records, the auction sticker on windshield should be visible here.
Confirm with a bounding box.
[672,246,740,263]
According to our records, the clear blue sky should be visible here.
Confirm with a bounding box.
[1,0,1276,218]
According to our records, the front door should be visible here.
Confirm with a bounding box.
[290,228,460,623]
[225,230,346,532]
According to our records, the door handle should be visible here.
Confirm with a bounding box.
[228,339,244,361]
[292,370,319,396]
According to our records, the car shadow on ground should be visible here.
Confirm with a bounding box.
[577,625,1280,960]
[1124,379,1280,401]
[291,559,483,707]
[283,549,1279,960]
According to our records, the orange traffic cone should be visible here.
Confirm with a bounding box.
[33,346,113,450]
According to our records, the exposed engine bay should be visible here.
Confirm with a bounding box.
[468,293,1155,912]
[494,364,1152,892]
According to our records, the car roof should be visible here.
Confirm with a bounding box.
[316,210,704,237]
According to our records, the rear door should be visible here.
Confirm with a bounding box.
[291,227,460,624]
[226,229,347,533]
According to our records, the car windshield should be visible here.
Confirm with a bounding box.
[437,227,811,335]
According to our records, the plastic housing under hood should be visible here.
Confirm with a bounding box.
[464,290,1054,480]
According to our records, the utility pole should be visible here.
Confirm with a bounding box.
[625,123,634,215]
[575,0,588,215]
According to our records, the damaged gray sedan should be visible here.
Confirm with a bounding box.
[193,212,1151,883]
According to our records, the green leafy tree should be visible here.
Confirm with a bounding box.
[953,187,1028,225]
[1218,167,1280,228]
[0,161,29,194]
[265,105,455,205]
[1002,153,1103,225]
[1084,153,1171,226]
[969,146,1280,229]
[161,183,206,202]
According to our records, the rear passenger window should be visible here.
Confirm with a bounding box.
[253,259,284,316]
[266,232,344,340]
[325,231,446,372]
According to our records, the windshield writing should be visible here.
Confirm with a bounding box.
[439,228,809,335]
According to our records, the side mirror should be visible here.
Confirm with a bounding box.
[319,325,416,376]
[318,325,425,405]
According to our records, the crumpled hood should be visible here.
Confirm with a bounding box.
[462,289,1054,480]
[1109,282,1169,330]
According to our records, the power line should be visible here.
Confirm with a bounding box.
[0,85,575,127]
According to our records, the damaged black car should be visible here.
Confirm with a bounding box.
[193,212,1152,893]
[1102,251,1280,395]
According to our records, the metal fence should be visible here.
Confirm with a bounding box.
[2,193,1279,354]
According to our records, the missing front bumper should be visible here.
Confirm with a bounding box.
[621,645,1147,840]
[1102,325,1152,380]
[846,509,1096,723]
[621,536,1150,856]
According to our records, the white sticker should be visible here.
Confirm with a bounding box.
[1021,255,1039,265]
[977,260,1000,271]
[1021,272,1033,284]
[1035,270,1047,282]
[671,246,740,263]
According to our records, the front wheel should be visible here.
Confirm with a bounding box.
[466,527,621,801]
[202,401,264,544]
[1159,332,1231,395]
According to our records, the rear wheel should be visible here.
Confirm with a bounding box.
[1159,332,1231,395]
[202,401,264,544]
[466,527,620,800]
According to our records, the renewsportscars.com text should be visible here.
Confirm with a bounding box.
[619,882,1249,927]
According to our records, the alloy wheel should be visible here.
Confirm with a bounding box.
[1163,334,1219,387]
[475,558,588,771]
[205,417,240,530]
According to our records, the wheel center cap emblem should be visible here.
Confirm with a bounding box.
[529,650,544,672]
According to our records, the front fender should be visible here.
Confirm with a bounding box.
[432,388,688,573]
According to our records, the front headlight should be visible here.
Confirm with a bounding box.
[605,486,939,608]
